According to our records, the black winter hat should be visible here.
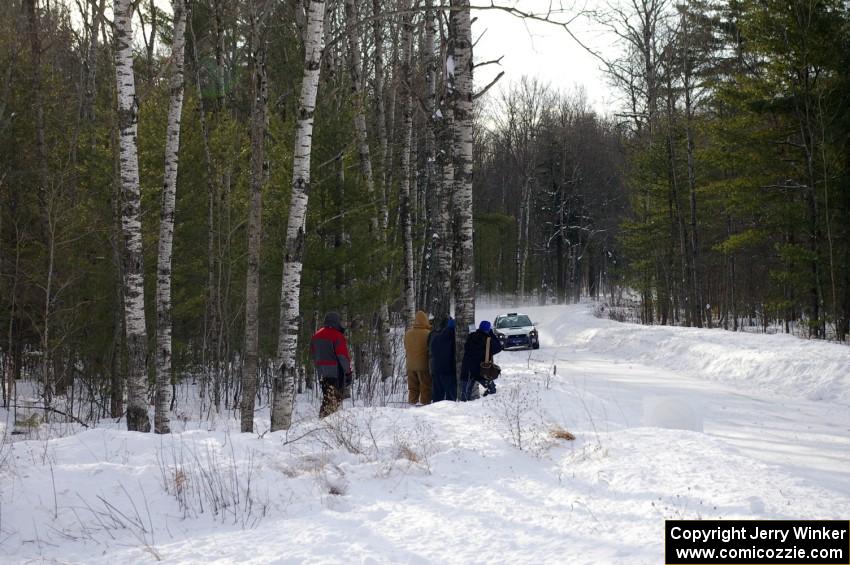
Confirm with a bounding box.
[323,311,344,332]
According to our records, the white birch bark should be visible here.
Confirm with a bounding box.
[241,0,268,433]
[114,0,150,432]
[450,0,475,377]
[271,0,326,431]
[375,5,396,382]
[154,0,187,434]
[399,8,416,325]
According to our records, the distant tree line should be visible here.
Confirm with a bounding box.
[474,0,850,342]
[473,79,628,304]
[602,0,850,338]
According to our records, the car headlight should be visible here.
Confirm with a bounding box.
[495,332,505,339]
[529,329,537,336]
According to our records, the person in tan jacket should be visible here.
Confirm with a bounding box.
[404,310,432,405]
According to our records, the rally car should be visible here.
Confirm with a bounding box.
[493,312,540,350]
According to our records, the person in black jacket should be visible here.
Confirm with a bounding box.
[429,317,456,402]
[460,320,503,401]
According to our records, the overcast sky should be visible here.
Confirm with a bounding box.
[74,0,622,116]
[472,0,621,116]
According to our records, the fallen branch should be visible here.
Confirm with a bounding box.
[9,404,89,428]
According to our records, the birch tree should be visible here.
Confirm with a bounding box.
[114,0,150,432]
[450,0,475,372]
[271,0,326,431]
[153,0,187,434]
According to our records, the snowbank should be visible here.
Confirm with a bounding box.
[576,315,849,405]
[4,395,848,564]
[478,304,850,405]
[2,304,848,563]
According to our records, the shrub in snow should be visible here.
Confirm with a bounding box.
[485,381,551,454]
[318,408,382,457]
[391,418,436,473]
[69,483,161,556]
[155,436,269,527]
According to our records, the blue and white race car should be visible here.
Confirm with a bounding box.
[493,312,540,350]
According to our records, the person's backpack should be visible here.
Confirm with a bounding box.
[479,336,501,380]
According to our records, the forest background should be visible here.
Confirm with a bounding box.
[1,0,848,431]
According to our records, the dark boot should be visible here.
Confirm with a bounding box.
[320,380,342,417]
[482,380,497,396]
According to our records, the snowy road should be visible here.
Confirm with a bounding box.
[485,304,850,495]
[3,304,849,564]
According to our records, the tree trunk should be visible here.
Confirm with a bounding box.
[109,103,125,419]
[344,0,394,381]
[25,0,55,406]
[450,0,475,384]
[373,17,395,385]
[271,0,326,431]
[399,6,416,325]
[424,0,451,321]
[153,0,187,435]
[516,179,531,298]
[434,108,454,324]
[372,0,388,190]
[3,222,22,409]
[81,0,106,126]
[187,8,220,415]
[114,0,151,432]
[381,32,399,234]
[241,0,268,433]
[41,217,55,405]
[682,29,702,328]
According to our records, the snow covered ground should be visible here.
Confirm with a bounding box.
[2,304,849,564]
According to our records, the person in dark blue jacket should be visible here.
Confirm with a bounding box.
[460,320,503,401]
[429,317,457,402]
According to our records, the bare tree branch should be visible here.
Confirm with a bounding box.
[474,70,504,99]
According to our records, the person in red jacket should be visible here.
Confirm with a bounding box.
[310,312,352,417]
